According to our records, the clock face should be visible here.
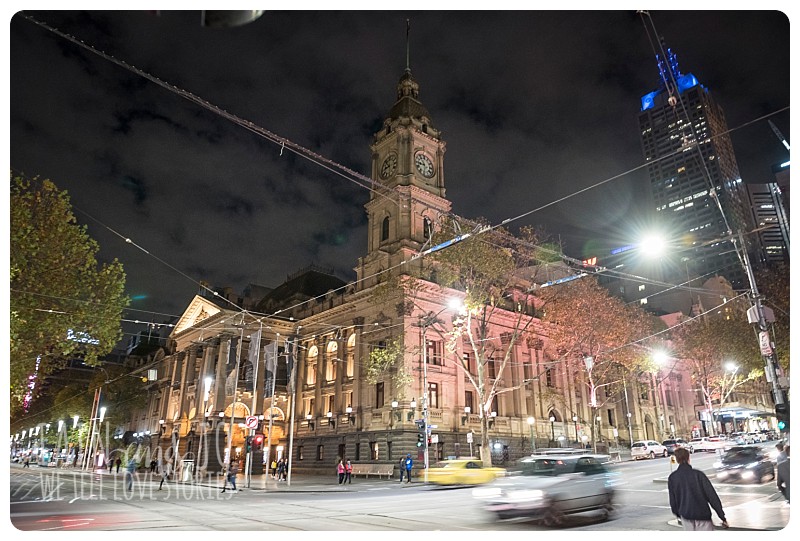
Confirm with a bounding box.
[380,154,397,179]
[415,153,435,178]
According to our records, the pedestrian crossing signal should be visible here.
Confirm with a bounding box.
[417,433,425,447]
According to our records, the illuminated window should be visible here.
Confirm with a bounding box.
[326,340,337,381]
[306,345,318,386]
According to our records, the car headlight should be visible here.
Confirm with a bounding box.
[506,489,545,503]
[713,461,723,468]
[745,462,760,469]
[741,470,754,479]
[472,487,502,499]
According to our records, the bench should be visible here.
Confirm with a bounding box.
[349,463,394,479]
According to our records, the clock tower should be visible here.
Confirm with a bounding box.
[356,67,452,289]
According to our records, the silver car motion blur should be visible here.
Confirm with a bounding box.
[472,454,617,526]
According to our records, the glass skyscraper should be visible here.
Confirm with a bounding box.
[638,45,755,289]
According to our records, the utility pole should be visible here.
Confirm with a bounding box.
[737,231,787,410]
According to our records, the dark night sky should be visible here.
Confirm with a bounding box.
[7,10,792,333]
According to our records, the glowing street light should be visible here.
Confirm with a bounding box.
[527,417,536,452]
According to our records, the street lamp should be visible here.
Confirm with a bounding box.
[549,416,556,443]
[527,417,536,452]
[197,376,213,475]
[572,415,579,444]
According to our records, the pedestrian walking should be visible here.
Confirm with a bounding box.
[276,458,286,481]
[777,445,790,504]
[115,457,122,473]
[403,454,413,483]
[281,457,289,480]
[776,442,788,464]
[398,456,406,483]
[345,459,353,484]
[222,461,239,493]
[23,456,30,468]
[667,447,728,530]
[271,459,278,479]
[150,459,157,473]
[337,459,346,484]
[158,461,171,490]
[125,458,137,491]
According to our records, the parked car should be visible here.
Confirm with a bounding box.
[747,432,764,443]
[472,454,616,525]
[728,432,746,445]
[689,436,727,452]
[715,446,775,483]
[631,440,668,460]
[426,459,505,486]
[662,438,694,455]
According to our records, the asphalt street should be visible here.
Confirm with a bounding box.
[8,447,790,531]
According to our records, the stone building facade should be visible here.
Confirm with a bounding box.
[135,68,740,477]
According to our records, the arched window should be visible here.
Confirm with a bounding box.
[326,340,338,381]
[346,333,355,378]
[423,217,432,240]
[381,216,390,241]
[548,409,562,422]
[306,345,318,386]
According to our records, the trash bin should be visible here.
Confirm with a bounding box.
[181,460,194,482]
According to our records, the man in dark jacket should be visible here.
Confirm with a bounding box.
[668,447,728,530]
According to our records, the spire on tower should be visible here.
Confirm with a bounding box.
[405,19,411,74]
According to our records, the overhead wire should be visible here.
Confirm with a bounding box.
[12,12,788,406]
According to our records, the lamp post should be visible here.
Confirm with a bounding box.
[197,376,213,477]
[549,416,555,444]
[572,415,579,445]
[527,417,536,453]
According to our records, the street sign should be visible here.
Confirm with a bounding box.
[466,432,473,443]
[244,416,258,429]
[431,434,439,444]
[759,331,773,355]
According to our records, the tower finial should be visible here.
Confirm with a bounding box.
[405,19,411,73]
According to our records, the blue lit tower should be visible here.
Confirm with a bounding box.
[638,42,755,289]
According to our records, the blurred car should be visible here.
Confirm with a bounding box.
[631,440,668,460]
[662,438,693,455]
[426,459,505,486]
[472,454,616,525]
[715,446,775,483]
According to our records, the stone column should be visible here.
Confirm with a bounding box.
[213,336,232,414]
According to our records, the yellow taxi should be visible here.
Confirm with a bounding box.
[426,458,505,486]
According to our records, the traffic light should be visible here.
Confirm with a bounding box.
[253,434,264,451]
[775,402,789,433]
[245,436,253,453]
[415,418,426,447]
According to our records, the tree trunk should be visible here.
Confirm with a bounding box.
[480,416,492,467]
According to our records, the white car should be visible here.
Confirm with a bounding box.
[630,440,668,460]
[690,437,727,452]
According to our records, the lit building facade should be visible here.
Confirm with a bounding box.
[135,67,706,476]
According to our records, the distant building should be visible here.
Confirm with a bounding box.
[746,162,790,266]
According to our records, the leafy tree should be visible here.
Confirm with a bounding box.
[671,309,764,436]
[365,337,412,400]
[755,264,790,374]
[10,174,129,417]
[426,221,547,466]
[537,274,659,447]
